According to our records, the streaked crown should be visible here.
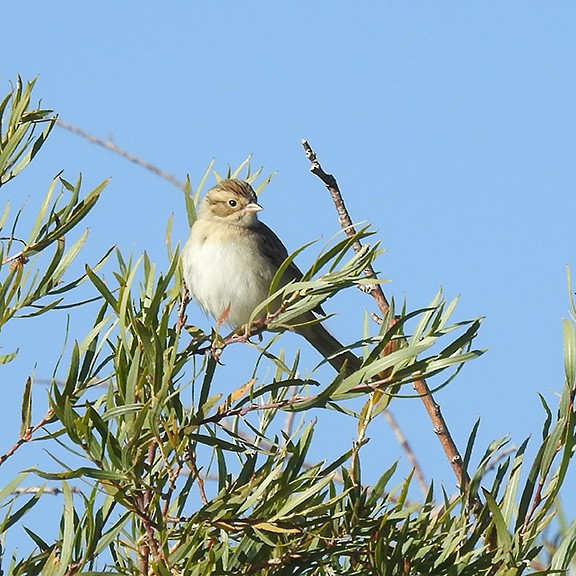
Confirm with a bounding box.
[200,179,261,223]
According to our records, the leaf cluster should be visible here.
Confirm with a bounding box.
[0,78,575,576]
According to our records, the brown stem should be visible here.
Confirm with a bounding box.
[177,286,189,332]
[186,448,209,506]
[301,140,389,314]
[520,480,544,536]
[0,408,54,466]
[161,457,183,519]
[301,139,469,491]
[138,542,150,576]
[135,442,167,572]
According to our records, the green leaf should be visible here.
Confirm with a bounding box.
[7,116,55,181]
[0,349,18,364]
[25,177,108,257]
[482,488,513,550]
[85,265,118,312]
[0,485,45,532]
[500,439,529,525]
[101,404,144,421]
[0,472,28,502]
[562,317,575,387]
[184,174,196,227]
[59,481,75,573]
[462,417,480,483]
[20,376,32,438]
[271,472,335,521]
[188,433,245,453]
[32,467,127,482]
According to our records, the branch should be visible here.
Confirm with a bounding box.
[383,409,427,496]
[12,485,84,495]
[301,140,389,313]
[56,120,186,191]
[0,409,54,466]
[195,397,305,426]
[301,139,470,491]
[135,442,165,572]
[185,447,209,506]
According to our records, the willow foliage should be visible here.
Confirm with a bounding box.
[0,79,575,576]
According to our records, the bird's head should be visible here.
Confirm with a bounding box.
[200,179,262,226]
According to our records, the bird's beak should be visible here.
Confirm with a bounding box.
[245,202,263,214]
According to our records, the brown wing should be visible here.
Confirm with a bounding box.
[253,221,325,315]
[254,222,303,283]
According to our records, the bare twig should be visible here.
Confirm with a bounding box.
[383,409,427,496]
[283,387,299,438]
[177,286,189,332]
[195,396,304,427]
[156,439,184,519]
[301,140,389,313]
[0,409,54,466]
[12,485,84,495]
[301,139,469,491]
[56,120,187,191]
[186,448,209,506]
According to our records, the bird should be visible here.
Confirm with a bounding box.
[181,178,361,375]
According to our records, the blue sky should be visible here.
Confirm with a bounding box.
[1,0,576,551]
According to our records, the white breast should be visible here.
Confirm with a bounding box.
[182,229,273,328]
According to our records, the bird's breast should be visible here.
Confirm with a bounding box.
[182,229,275,328]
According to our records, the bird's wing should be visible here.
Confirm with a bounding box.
[254,222,303,283]
[254,222,325,316]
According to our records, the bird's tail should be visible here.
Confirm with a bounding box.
[297,321,361,376]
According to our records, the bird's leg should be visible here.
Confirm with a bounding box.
[209,304,232,359]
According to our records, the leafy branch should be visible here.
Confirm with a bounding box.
[0,78,575,575]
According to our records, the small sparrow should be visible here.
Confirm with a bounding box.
[181,179,361,374]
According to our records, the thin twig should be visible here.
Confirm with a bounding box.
[301,139,469,491]
[0,408,54,466]
[383,410,427,496]
[186,448,209,506]
[283,387,299,439]
[164,461,183,513]
[56,120,187,191]
[301,140,389,313]
[12,485,84,495]
[195,397,304,427]
[177,286,189,332]
[156,435,184,519]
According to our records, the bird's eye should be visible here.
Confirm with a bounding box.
[228,199,237,207]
